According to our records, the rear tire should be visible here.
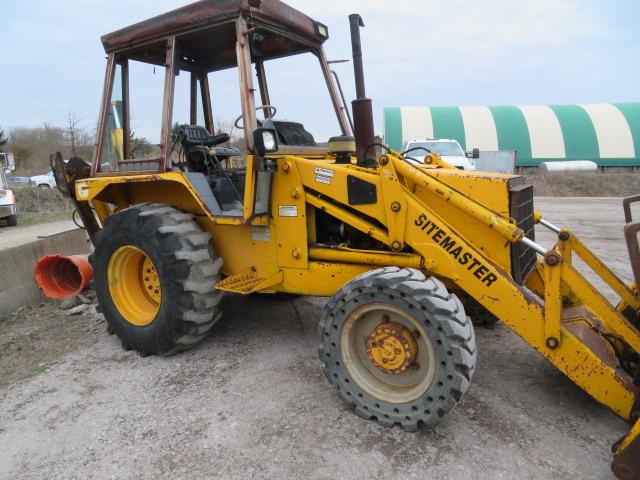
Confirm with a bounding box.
[319,267,476,431]
[6,214,17,227]
[92,203,224,356]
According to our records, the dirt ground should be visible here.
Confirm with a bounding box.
[0,197,633,480]
[0,299,100,386]
[527,172,640,197]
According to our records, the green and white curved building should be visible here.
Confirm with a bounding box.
[383,103,640,167]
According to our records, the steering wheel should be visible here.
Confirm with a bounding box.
[234,105,278,129]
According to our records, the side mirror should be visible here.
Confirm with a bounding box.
[253,125,279,157]
[472,148,480,159]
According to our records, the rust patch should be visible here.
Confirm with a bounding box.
[101,0,324,54]
[612,426,640,480]
[563,319,617,369]
[624,221,640,288]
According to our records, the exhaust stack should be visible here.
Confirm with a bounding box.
[349,14,376,167]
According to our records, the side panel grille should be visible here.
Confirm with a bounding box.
[510,183,536,284]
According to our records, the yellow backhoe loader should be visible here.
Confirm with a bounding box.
[52,1,640,477]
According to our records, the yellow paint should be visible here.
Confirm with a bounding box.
[308,247,423,270]
[107,245,161,326]
[366,322,418,374]
[215,268,283,294]
[543,261,562,343]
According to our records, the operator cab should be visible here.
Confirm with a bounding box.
[94,0,350,217]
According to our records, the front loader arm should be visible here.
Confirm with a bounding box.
[295,152,639,421]
[382,155,638,420]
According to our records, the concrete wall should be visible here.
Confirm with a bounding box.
[0,229,91,316]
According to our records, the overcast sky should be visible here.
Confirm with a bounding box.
[1,0,638,142]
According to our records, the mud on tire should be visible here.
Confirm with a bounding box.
[92,203,223,356]
[318,267,476,431]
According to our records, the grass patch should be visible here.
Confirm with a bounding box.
[17,210,74,226]
[0,299,98,386]
[525,172,640,197]
[32,364,49,375]
[3,186,75,227]
[13,185,73,213]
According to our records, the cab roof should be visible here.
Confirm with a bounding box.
[101,0,328,71]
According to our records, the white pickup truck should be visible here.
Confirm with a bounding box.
[0,153,18,226]
[30,170,57,189]
[403,138,478,171]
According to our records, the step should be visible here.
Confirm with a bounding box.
[215,268,283,294]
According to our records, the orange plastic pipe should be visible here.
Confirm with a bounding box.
[34,254,93,299]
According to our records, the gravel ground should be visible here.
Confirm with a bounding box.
[0,197,633,480]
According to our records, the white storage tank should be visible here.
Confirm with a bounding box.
[539,160,598,173]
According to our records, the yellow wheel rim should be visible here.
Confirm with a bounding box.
[108,245,161,326]
[340,303,436,403]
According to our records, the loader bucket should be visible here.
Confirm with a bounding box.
[613,416,640,480]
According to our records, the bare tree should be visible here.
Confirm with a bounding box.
[11,144,32,170]
[9,124,66,174]
[0,127,7,151]
[65,112,81,156]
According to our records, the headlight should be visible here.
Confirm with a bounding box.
[315,22,329,39]
[253,127,279,156]
[262,131,276,151]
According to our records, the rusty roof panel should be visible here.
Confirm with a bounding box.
[101,0,325,54]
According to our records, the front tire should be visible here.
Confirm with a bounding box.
[92,203,224,356]
[319,267,476,431]
[6,214,17,227]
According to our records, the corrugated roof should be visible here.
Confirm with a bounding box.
[383,103,640,166]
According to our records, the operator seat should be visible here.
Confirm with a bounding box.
[176,125,245,215]
[179,125,231,174]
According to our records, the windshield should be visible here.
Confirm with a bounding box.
[408,141,464,157]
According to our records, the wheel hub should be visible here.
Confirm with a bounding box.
[366,322,418,374]
[141,257,161,303]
